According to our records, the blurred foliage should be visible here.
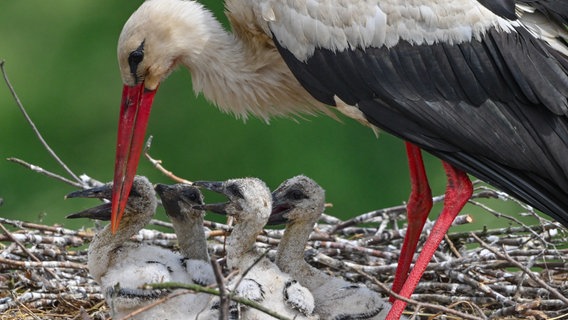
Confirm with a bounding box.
[0,1,536,231]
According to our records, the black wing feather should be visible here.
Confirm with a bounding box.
[274,25,568,227]
[518,0,568,26]
[477,0,517,19]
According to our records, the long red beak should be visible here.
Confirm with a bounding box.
[111,83,157,233]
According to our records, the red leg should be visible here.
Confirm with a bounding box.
[387,162,473,319]
[390,143,433,302]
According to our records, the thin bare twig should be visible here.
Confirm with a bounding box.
[6,157,84,188]
[148,282,293,320]
[0,257,87,270]
[143,136,193,184]
[116,290,198,320]
[0,223,59,279]
[211,258,229,320]
[369,275,486,320]
[0,60,81,184]
[0,217,92,238]
[471,233,568,305]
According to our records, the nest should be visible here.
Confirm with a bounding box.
[1,185,567,320]
[1,60,567,319]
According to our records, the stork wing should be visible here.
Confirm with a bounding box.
[265,0,568,226]
[517,0,568,26]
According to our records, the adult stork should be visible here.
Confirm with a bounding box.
[110,0,568,318]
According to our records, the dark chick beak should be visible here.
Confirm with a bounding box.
[193,181,224,194]
[154,183,171,196]
[267,196,291,225]
[194,202,229,216]
[111,83,158,234]
[65,184,113,200]
[154,183,175,203]
[67,202,112,220]
[193,181,231,216]
[155,183,183,216]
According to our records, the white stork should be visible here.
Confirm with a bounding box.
[109,0,568,318]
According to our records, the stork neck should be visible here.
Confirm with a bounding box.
[179,16,326,120]
[171,214,209,262]
[87,212,152,282]
[276,215,333,292]
[275,218,317,273]
[225,218,264,270]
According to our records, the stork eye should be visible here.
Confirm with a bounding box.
[129,50,144,64]
[128,50,144,71]
[128,41,145,75]
[286,189,306,200]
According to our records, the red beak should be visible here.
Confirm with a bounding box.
[111,83,157,233]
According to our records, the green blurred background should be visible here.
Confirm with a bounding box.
[0,1,533,230]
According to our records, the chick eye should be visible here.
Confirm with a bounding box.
[186,190,198,202]
[129,188,141,198]
[227,184,244,199]
[286,189,306,200]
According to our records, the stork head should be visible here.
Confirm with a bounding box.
[155,183,205,221]
[112,0,214,232]
[67,176,157,232]
[268,175,325,226]
[194,178,272,224]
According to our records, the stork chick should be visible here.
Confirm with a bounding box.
[269,175,394,319]
[67,176,211,319]
[155,183,215,286]
[195,177,317,319]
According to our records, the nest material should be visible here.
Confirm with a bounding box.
[0,186,567,320]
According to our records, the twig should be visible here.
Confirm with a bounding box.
[6,158,83,188]
[471,233,568,304]
[143,136,193,184]
[311,240,396,259]
[468,198,559,249]
[116,289,197,320]
[0,223,60,279]
[0,217,92,238]
[148,282,292,320]
[0,60,81,184]
[445,233,462,258]
[329,202,409,233]
[368,274,486,320]
[211,259,229,320]
[0,257,87,270]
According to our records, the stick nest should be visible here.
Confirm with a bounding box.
[1,184,567,320]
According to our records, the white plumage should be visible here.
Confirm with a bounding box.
[270,175,395,320]
[67,177,213,319]
[195,178,317,319]
[155,183,216,286]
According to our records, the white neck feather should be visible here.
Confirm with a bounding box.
[173,7,331,121]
